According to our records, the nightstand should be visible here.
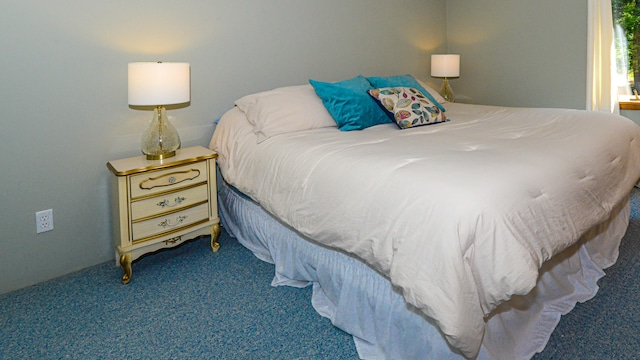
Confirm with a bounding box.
[107,146,220,284]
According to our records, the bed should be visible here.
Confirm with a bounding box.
[209,75,640,359]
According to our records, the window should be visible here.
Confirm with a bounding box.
[613,0,640,109]
[613,1,638,92]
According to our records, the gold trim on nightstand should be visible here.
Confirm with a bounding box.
[211,223,221,252]
[132,219,210,244]
[120,253,132,284]
[108,146,220,284]
[131,181,207,202]
[107,147,217,177]
[139,168,200,190]
[131,200,208,223]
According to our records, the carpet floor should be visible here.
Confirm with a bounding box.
[0,232,358,359]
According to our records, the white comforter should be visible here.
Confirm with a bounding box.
[211,103,640,357]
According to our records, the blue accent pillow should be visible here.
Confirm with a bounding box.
[366,74,446,115]
[309,75,391,131]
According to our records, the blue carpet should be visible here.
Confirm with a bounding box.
[1,189,639,359]
[0,232,358,359]
[533,188,640,360]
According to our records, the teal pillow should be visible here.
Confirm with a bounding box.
[309,75,391,131]
[366,74,446,115]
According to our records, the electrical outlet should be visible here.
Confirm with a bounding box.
[36,209,54,233]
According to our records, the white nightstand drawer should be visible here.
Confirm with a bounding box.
[131,202,209,242]
[130,184,209,221]
[130,161,208,199]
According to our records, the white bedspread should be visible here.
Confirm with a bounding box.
[211,103,640,357]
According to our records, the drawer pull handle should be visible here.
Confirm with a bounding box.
[157,197,186,208]
[158,215,187,228]
[139,169,200,190]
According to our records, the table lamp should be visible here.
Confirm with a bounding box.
[128,62,190,160]
[431,54,460,102]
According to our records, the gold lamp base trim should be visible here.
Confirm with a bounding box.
[146,151,176,160]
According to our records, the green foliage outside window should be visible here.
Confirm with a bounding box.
[613,0,640,92]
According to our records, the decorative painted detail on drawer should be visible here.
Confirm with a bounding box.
[139,169,200,190]
[163,236,182,245]
[158,215,188,228]
[157,196,186,208]
[131,202,210,242]
[130,161,207,198]
[130,184,208,221]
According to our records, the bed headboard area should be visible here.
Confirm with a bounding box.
[204,0,449,120]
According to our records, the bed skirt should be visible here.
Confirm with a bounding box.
[217,180,629,359]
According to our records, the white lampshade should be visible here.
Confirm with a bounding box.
[128,62,190,106]
[431,54,460,78]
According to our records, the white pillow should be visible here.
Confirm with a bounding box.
[416,79,447,104]
[234,85,336,143]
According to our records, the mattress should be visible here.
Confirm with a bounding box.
[211,101,640,357]
[218,178,629,359]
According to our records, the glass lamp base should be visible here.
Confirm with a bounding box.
[439,78,455,103]
[141,106,181,160]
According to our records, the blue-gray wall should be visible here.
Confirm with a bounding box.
[622,110,640,126]
[0,0,447,294]
[446,0,588,109]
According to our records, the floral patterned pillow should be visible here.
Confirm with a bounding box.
[368,87,448,129]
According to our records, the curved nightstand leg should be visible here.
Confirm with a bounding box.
[119,253,132,284]
[211,223,221,252]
